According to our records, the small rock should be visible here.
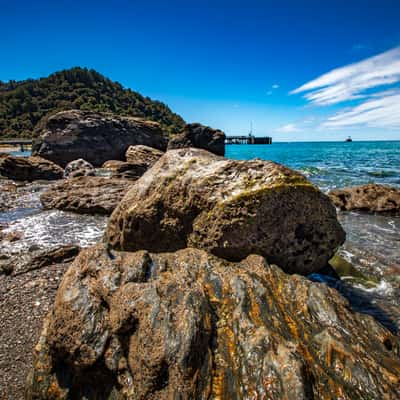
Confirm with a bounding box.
[168,122,226,156]
[64,159,95,178]
[0,155,63,181]
[101,160,147,180]
[40,176,132,215]
[125,144,164,166]
[329,184,400,214]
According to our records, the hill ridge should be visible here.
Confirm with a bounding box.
[0,67,185,138]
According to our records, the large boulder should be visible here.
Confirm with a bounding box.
[168,123,226,156]
[40,176,132,215]
[32,110,168,167]
[329,184,400,214]
[0,154,63,181]
[105,148,345,275]
[125,144,164,166]
[26,245,400,399]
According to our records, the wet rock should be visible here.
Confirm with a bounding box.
[0,154,63,181]
[0,245,81,276]
[27,245,400,400]
[168,122,226,156]
[64,159,95,178]
[0,230,23,243]
[329,184,400,214]
[102,160,148,180]
[105,148,345,275]
[32,110,168,167]
[40,176,132,215]
[125,144,164,166]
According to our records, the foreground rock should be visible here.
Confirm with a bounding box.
[168,123,226,156]
[125,144,164,166]
[32,110,168,167]
[64,159,95,178]
[106,148,344,275]
[40,176,132,215]
[329,184,400,214]
[27,245,400,399]
[0,154,63,181]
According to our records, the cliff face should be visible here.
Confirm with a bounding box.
[0,67,185,138]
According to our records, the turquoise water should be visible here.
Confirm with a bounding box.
[8,150,31,157]
[227,141,400,332]
[226,141,400,191]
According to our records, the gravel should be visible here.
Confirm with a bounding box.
[0,262,69,399]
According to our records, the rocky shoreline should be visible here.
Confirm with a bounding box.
[0,110,399,399]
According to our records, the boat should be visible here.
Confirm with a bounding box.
[345,136,352,142]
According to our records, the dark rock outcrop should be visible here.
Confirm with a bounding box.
[329,184,400,214]
[64,159,95,178]
[32,110,168,167]
[26,245,400,399]
[0,154,63,181]
[105,148,345,275]
[40,176,132,215]
[101,160,148,180]
[125,144,164,166]
[168,123,226,156]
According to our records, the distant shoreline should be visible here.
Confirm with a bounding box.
[227,139,400,144]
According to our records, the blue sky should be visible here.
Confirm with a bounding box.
[1,0,400,141]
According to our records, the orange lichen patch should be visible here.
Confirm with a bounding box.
[46,379,66,398]
[324,338,352,368]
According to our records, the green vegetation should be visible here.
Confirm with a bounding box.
[0,67,185,138]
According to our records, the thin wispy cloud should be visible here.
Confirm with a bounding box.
[272,84,279,89]
[323,92,400,128]
[291,47,400,105]
[291,46,400,129]
[276,123,301,133]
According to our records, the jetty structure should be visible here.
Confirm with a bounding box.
[225,123,272,145]
[0,139,32,152]
[225,134,272,145]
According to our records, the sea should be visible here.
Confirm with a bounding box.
[1,141,399,332]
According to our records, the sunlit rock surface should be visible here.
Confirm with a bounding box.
[0,154,63,181]
[40,176,132,215]
[125,144,164,166]
[26,245,400,399]
[105,148,345,275]
[329,184,400,214]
